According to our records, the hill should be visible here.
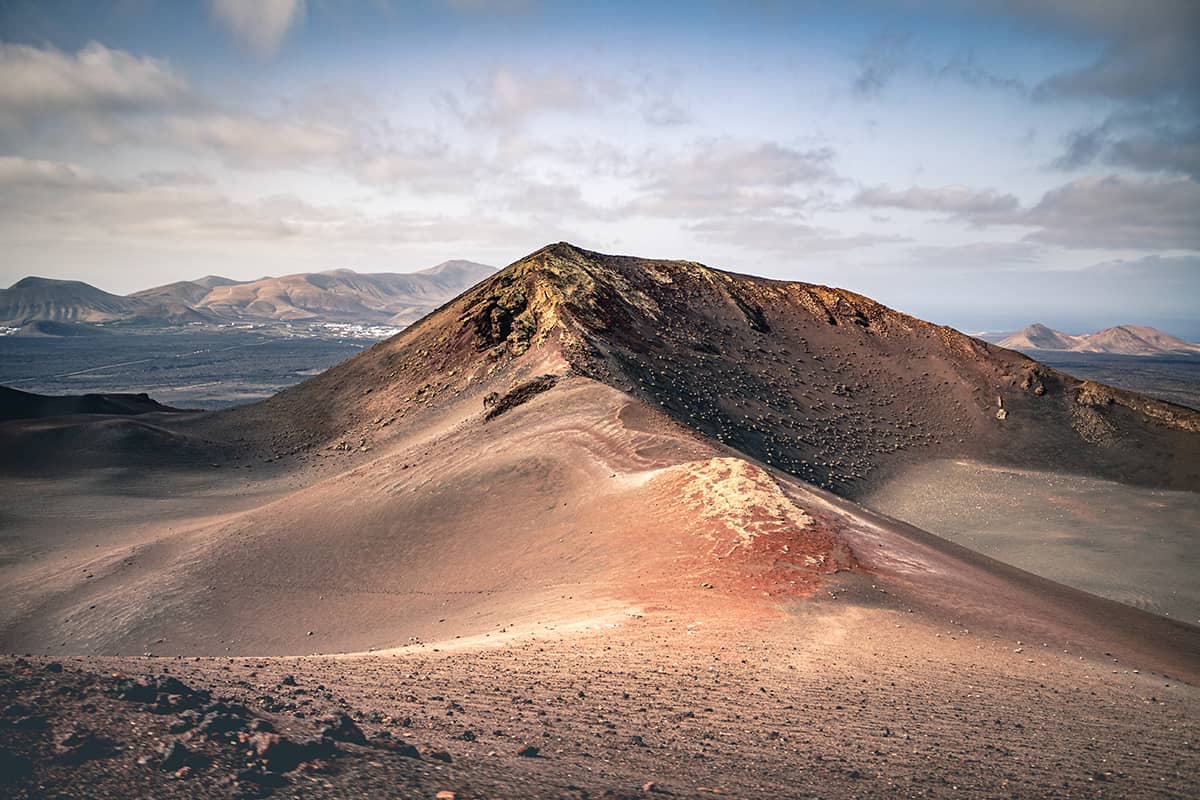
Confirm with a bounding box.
[1001,322,1200,356]
[0,261,496,331]
[0,276,147,326]
[0,385,184,422]
[129,279,218,307]
[221,243,1199,495]
[4,241,1195,646]
[0,243,1196,798]
[189,261,495,325]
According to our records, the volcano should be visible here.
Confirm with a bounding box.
[2,243,1198,798]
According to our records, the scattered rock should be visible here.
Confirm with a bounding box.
[317,711,366,744]
[246,732,324,773]
[517,743,540,758]
[234,765,287,790]
[160,740,189,771]
[483,374,558,421]
[113,678,157,704]
[170,709,200,733]
[196,702,252,738]
[54,726,112,762]
[248,718,276,733]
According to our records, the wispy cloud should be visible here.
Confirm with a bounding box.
[210,0,305,59]
[852,32,909,98]
[689,216,906,254]
[439,66,626,130]
[854,184,1020,217]
[627,140,838,218]
[0,156,111,190]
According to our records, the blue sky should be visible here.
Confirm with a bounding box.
[0,0,1197,335]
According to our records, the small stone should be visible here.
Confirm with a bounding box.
[317,712,366,744]
[160,740,189,771]
[55,726,111,763]
[169,710,199,733]
[517,744,540,758]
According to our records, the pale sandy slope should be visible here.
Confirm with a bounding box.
[1,357,1196,685]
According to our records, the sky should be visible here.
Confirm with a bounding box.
[0,0,1197,336]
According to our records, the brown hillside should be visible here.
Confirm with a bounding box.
[207,242,1200,494]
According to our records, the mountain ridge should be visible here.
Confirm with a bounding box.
[0,261,496,330]
[1000,322,1200,356]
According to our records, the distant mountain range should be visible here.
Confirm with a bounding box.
[998,323,1200,357]
[0,261,496,334]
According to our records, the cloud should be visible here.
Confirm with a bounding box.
[856,173,1200,252]
[0,156,109,190]
[442,65,692,130]
[1053,118,1200,179]
[689,216,906,254]
[936,53,1025,93]
[352,136,488,193]
[444,66,616,129]
[854,184,1020,217]
[136,170,218,188]
[1052,124,1109,171]
[1005,1,1200,178]
[900,241,1044,270]
[1028,0,1200,105]
[0,43,491,189]
[0,169,337,241]
[165,113,351,168]
[852,32,909,98]
[440,0,537,11]
[0,42,368,173]
[1107,127,1200,179]
[640,93,690,127]
[1022,174,1200,250]
[627,140,838,218]
[210,0,305,59]
[0,155,539,251]
[0,41,190,127]
[633,72,692,127]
